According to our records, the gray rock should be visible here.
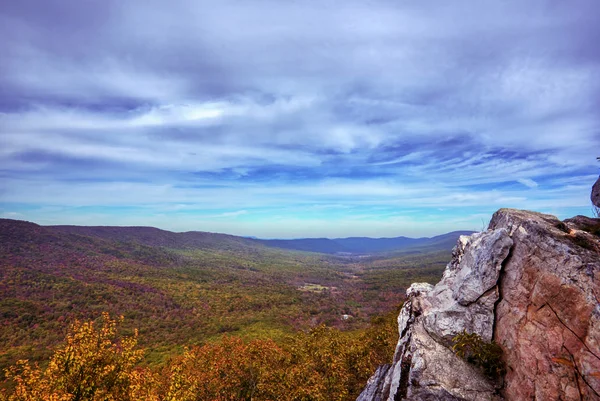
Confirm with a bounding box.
[373,279,502,401]
[453,229,512,306]
[592,176,600,208]
[358,208,600,401]
[403,321,498,400]
[422,229,512,345]
[356,364,392,401]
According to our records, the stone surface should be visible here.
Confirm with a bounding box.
[356,365,392,401]
[564,215,600,232]
[592,176,600,208]
[490,209,600,401]
[423,229,512,346]
[358,209,600,401]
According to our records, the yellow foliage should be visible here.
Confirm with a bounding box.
[2,310,398,401]
[2,313,144,401]
[162,337,289,401]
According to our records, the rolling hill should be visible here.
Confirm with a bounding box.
[0,217,465,384]
[50,224,267,252]
[49,221,472,255]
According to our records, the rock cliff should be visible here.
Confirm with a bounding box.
[357,209,600,400]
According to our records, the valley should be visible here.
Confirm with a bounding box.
[0,218,465,398]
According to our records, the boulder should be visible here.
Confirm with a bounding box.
[491,209,600,400]
[357,365,392,401]
[592,176,600,209]
[358,209,600,400]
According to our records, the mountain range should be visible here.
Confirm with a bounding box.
[257,232,473,254]
[48,222,472,255]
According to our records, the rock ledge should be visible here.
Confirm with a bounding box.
[358,209,600,401]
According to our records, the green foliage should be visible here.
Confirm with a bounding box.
[0,235,446,377]
[0,219,448,397]
[2,312,398,401]
[451,330,504,379]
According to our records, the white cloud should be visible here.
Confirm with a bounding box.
[517,178,539,189]
[211,210,248,218]
[1,0,599,236]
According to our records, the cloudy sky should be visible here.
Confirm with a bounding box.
[1,0,599,238]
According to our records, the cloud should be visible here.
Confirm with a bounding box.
[1,0,599,236]
[211,210,248,219]
[517,178,539,189]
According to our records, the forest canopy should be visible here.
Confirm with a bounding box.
[1,311,399,401]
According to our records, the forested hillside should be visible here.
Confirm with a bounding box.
[0,218,458,399]
[49,223,471,255]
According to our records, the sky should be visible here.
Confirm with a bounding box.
[1,0,599,239]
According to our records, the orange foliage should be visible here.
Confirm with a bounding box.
[2,312,398,401]
[2,313,143,401]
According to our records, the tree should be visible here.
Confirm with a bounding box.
[2,313,144,401]
[161,337,289,401]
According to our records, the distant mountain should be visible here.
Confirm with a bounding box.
[0,219,178,268]
[256,238,348,254]
[332,236,418,253]
[417,231,475,251]
[258,231,474,254]
[50,224,267,253]
[0,219,473,255]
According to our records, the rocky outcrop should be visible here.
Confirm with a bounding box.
[358,209,600,401]
[492,210,600,400]
[593,176,600,209]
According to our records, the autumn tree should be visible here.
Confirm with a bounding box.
[160,336,289,401]
[2,309,398,401]
[2,313,144,401]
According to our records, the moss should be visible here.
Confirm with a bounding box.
[452,330,504,379]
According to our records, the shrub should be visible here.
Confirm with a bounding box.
[451,330,504,379]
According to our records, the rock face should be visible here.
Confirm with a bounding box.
[357,209,600,401]
[593,176,600,209]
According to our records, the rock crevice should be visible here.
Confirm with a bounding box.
[357,209,600,401]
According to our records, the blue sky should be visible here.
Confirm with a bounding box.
[1,0,599,238]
